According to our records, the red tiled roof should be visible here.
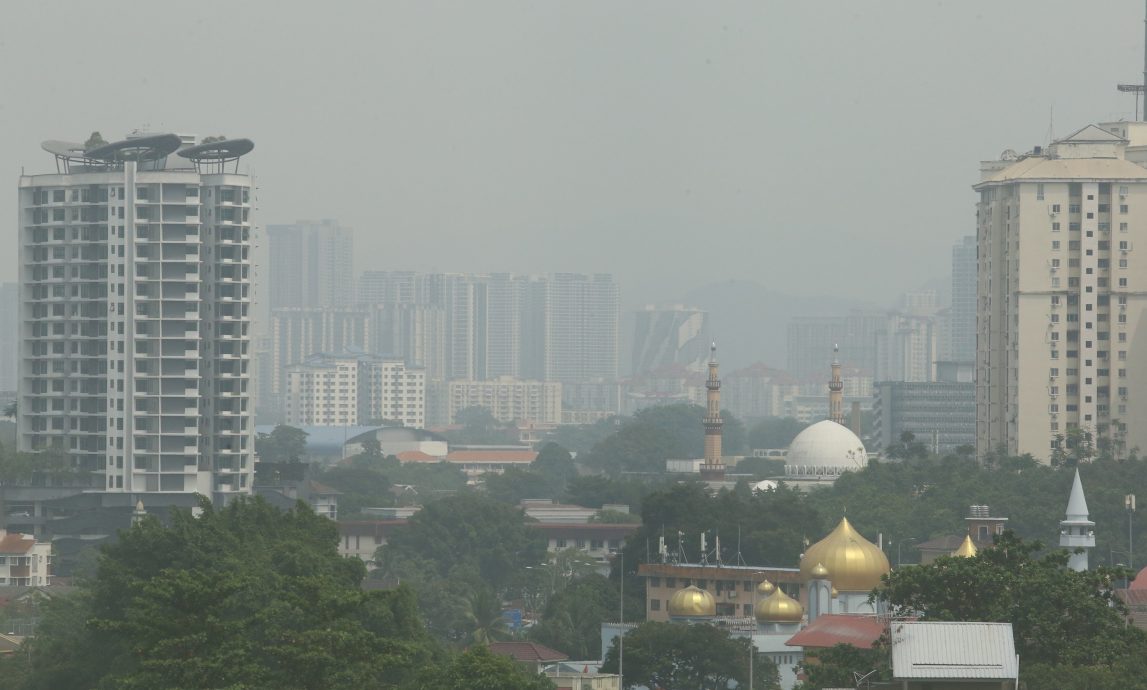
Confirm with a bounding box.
[785,614,886,650]
[305,479,341,495]
[446,450,537,463]
[396,450,439,463]
[488,641,568,663]
[0,533,36,555]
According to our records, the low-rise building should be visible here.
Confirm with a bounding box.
[0,530,51,587]
[890,621,1018,690]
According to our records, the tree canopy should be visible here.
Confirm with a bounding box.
[10,497,436,689]
[601,621,776,690]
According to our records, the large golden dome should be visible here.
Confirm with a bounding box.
[667,585,716,618]
[799,517,890,592]
[755,586,804,623]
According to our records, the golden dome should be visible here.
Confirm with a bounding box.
[755,586,804,623]
[800,517,891,592]
[952,534,978,558]
[667,586,716,618]
[811,562,830,578]
[831,587,839,599]
[757,580,775,595]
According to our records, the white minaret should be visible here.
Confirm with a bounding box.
[1060,469,1095,571]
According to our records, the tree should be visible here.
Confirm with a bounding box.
[530,574,617,659]
[418,645,555,690]
[10,497,435,689]
[315,465,394,516]
[747,417,807,450]
[531,443,577,485]
[601,621,776,690]
[721,409,748,455]
[795,642,890,690]
[379,492,547,593]
[563,475,653,511]
[884,430,929,460]
[254,424,308,463]
[445,406,520,445]
[482,468,558,505]
[877,532,1146,667]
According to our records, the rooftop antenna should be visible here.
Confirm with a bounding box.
[1116,0,1147,120]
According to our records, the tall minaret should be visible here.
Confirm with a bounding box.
[700,343,725,481]
[1060,469,1095,571]
[828,345,845,425]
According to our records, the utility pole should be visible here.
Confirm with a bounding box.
[1127,494,1136,572]
[618,550,624,687]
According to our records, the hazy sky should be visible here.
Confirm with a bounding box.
[2,1,1144,308]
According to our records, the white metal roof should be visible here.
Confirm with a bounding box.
[891,622,1018,680]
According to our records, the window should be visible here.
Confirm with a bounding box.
[1051,313,1060,323]
[1070,223,1081,232]
[1037,183,1045,200]
[1051,258,1060,268]
[1120,185,1129,196]
[1051,295,1061,306]
[1050,368,1059,377]
[1052,240,1060,250]
[1119,277,1128,287]
[1121,204,1129,214]
[1051,332,1060,341]
[650,576,661,588]
[1070,204,1081,213]
[1052,204,1062,213]
[1052,221,1061,232]
[1121,222,1129,232]
[1120,258,1128,268]
[1099,204,1110,213]
[650,599,660,611]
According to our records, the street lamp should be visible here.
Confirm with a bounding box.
[1127,494,1136,573]
[896,538,918,568]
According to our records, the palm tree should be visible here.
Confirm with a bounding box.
[467,588,512,645]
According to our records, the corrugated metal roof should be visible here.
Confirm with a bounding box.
[977,155,1147,185]
[891,622,1017,680]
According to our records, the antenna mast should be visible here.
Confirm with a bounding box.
[1118,0,1147,120]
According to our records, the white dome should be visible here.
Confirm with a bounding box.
[785,420,867,469]
[752,479,778,493]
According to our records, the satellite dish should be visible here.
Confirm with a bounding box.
[1000,149,1019,161]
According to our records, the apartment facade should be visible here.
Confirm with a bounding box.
[283,352,424,428]
[18,133,256,498]
[447,377,562,425]
[266,220,354,311]
[950,236,977,364]
[975,125,1147,461]
[0,530,52,587]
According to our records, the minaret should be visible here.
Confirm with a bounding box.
[828,345,844,425]
[131,499,148,527]
[807,562,833,624]
[1060,469,1095,572]
[700,343,725,481]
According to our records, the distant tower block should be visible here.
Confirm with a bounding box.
[1060,469,1095,572]
[828,345,845,425]
[699,343,726,481]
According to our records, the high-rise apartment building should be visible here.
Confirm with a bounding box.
[975,124,1147,461]
[630,304,710,376]
[950,236,977,364]
[874,314,936,383]
[0,283,18,392]
[446,377,562,425]
[543,273,619,383]
[267,220,354,311]
[270,307,370,397]
[283,352,424,428]
[786,313,886,383]
[366,303,446,382]
[18,133,256,498]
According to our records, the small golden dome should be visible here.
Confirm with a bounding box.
[952,534,978,558]
[757,579,775,595]
[800,517,891,592]
[831,587,839,599]
[811,562,830,578]
[755,586,804,623]
[667,586,716,618]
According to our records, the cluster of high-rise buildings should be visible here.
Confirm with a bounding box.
[260,224,620,427]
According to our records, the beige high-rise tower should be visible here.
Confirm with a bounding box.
[828,345,845,425]
[699,343,725,480]
[975,124,1147,462]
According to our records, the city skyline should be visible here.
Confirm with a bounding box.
[2,2,1145,311]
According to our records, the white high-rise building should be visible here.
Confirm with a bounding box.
[543,273,619,383]
[283,352,424,428]
[447,377,562,425]
[18,133,256,498]
[975,124,1147,462]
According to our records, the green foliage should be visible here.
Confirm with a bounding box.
[545,417,622,454]
[531,442,578,485]
[379,492,546,593]
[794,642,890,690]
[601,621,776,690]
[316,465,394,516]
[530,574,617,659]
[11,497,434,689]
[879,532,1146,667]
[581,404,707,475]
[747,416,807,450]
[721,409,748,455]
[884,430,929,460]
[83,131,107,149]
[563,475,653,511]
[483,467,560,504]
[255,424,308,463]
[444,406,520,445]
[416,645,556,690]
